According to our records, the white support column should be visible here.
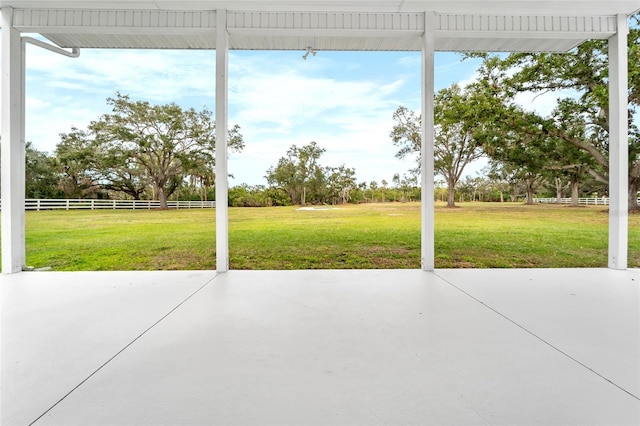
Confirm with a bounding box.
[1,7,26,274]
[421,12,436,271]
[608,14,629,270]
[215,9,229,272]
[20,32,27,266]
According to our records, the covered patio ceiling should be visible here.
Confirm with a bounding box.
[1,0,638,52]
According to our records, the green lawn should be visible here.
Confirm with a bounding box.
[12,202,640,270]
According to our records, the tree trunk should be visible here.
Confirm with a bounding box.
[525,185,534,205]
[157,186,168,209]
[446,179,456,207]
[570,177,579,207]
[629,177,640,210]
[301,186,306,206]
[555,178,563,204]
[289,189,297,205]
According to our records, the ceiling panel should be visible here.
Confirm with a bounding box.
[3,2,636,53]
[1,1,639,16]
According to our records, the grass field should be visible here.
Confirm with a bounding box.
[14,202,640,270]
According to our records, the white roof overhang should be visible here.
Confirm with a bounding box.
[1,0,638,52]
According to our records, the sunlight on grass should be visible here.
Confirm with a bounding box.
[10,202,640,270]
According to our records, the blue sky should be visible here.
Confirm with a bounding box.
[12,42,557,186]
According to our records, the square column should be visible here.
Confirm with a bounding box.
[215,9,229,272]
[421,12,436,271]
[1,7,26,274]
[608,14,629,270]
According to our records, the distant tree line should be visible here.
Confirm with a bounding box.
[9,134,627,208]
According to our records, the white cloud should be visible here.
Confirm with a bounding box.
[223,52,418,184]
[27,46,216,103]
[230,69,403,131]
[25,96,51,110]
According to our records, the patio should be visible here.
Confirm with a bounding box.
[2,268,639,425]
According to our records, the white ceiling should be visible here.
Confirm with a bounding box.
[2,0,638,52]
[1,1,639,15]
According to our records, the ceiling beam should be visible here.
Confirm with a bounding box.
[13,8,617,37]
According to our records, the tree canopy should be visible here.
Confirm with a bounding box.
[468,13,640,208]
[390,84,484,207]
[265,141,358,206]
[57,93,244,207]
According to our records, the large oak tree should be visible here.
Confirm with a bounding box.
[471,13,640,209]
[390,84,484,207]
[88,93,243,208]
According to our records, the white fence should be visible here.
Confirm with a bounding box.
[0,199,215,211]
[533,197,615,206]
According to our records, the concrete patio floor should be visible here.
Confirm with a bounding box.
[2,268,639,425]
